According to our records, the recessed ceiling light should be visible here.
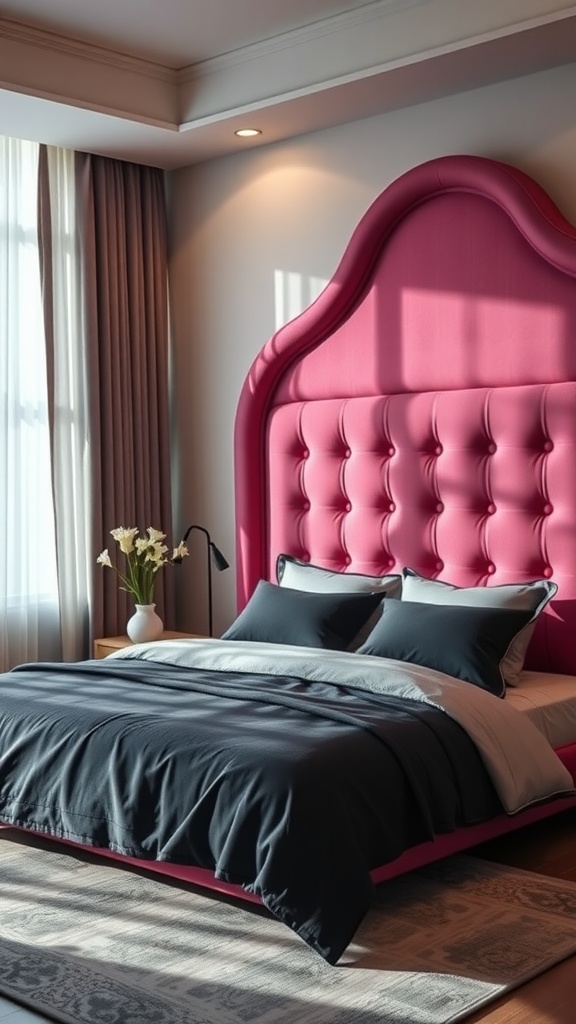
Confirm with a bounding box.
[235,128,262,138]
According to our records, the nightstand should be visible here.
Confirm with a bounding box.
[93,631,206,659]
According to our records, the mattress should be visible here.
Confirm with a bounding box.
[506,672,576,748]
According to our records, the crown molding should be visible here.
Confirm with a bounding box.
[0,15,176,82]
[176,2,576,131]
[177,0,434,84]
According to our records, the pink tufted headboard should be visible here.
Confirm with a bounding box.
[234,154,576,674]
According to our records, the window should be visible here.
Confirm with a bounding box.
[0,138,59,611]
[0,137,89,667]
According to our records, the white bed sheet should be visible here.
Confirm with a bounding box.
[507,671,576,748]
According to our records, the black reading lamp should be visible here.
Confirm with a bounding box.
[174,523,229,636]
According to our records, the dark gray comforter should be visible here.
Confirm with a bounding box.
[0,652,503,963]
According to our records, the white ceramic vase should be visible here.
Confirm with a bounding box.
[126,603,163,643]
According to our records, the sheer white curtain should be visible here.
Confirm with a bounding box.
[0,138,89,668]
[44,146,91,662]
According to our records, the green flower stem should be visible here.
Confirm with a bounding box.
[98,527,182,607]
[107,558,157,605]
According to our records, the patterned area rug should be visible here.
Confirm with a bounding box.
[1,829,576,1024]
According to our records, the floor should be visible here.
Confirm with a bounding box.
[0,997,44,1023]
[1,809,575,1024]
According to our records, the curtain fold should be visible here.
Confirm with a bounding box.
[74,153,175,641]
[38,145,91,662]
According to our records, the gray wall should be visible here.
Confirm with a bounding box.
[167,60,576,636]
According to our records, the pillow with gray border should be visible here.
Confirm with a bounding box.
[401,568,557,686]
[276,554,401,648]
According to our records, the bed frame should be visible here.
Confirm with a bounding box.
[8,154,576,906]
[231,152,576,883]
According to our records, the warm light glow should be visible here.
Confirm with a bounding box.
[234,128,262,138]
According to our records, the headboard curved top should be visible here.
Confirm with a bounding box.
[235,154,576,674]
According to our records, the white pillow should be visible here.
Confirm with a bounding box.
[401,568,557,686]
[277,555,401,594]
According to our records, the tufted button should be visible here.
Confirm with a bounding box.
[543,566,553,578]
[436,502,444,513]
[302,448,310,459]
[435,561,444,572]
[434,445,443,456]
[486,503,496,515]
[388,501,396,513]
[302,501,310,512]
[487,443,497,455]
[543,440,554,453]
[344,501,352,512]
[543,503,553,516]
[486,563,496,575]
[344,555,352,566]
[387,446,395,457]
[344,448,351,459]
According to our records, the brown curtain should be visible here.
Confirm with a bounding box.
[75,153,175,642]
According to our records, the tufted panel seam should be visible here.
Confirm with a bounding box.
[478,390,494,584]
[295,404,308,560]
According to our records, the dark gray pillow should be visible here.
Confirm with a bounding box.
[276,554,401,648]
[221,579,383,650]
[356,599,534,697]
[401,569,557,686]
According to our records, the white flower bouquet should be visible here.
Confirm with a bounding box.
[97,526,188,605]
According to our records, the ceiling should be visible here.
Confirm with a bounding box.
[1,0,576,169]
[0,0,364,66]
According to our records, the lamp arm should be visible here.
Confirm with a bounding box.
[181,523,209,546]
[175,523,229,637]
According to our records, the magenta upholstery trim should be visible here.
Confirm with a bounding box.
[13,741,576,899]
[370,785,576,884]
[234,155,576,675]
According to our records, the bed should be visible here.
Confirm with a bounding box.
[2,153,576,965]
